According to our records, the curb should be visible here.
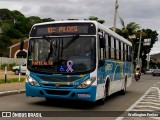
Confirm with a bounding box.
[0,89,26,97]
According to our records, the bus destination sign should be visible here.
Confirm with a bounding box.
[47,26,78,33]
[30,23,96,37]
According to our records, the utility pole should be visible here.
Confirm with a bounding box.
[113,0,119,32]
[137,30,142,68]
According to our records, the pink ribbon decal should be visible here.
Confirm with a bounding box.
[66,60,73,72]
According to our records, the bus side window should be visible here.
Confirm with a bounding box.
[108,35,111,59]
[121,42,123,61]
[116,39,119,60]
[128,46,131,61]
[111,37,115,59]
[126,45,129,61]
[99,35,104,60]
[119,41,121,60]
[105,34,109,59]
[123,43,125,61]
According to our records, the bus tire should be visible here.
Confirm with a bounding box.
[97,80,109,105]
[120,77,127,95]
[45,97,53,102]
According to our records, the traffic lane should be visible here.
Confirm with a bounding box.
[0,75,159,120]
[0,75,159,112]
[0,82,150,111]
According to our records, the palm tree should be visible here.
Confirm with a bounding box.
[119,17,141,42]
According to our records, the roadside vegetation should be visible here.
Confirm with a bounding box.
[0,9,159,69]
[0,63,17,70]
[0,78,25,84]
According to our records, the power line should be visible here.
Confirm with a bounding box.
[62,0,100,18]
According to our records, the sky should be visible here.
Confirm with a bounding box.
[0,0,160,55]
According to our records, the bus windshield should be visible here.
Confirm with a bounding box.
[28,36,96,74]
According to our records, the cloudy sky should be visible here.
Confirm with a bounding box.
[0,0,160,55]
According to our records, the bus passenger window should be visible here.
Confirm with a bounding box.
[111,37,115,59]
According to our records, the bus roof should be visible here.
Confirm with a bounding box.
[32,20,132,46]
[97,22,132,46]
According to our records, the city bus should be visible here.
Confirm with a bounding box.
[26,20,133,104]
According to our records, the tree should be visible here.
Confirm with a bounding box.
[28,16,42,25]
[88,16,105,24]
[119,17,140,40]
[0,35,12,57]
[140,29,158,68]
[42,18,55,22]
[0,9,13,20]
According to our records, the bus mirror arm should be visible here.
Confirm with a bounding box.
[20,34,28,51]
[98,60,105,67]
[20,40,24,51]
[100,37,106,48]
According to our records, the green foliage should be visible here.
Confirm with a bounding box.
[1,23,10,32]
[0,78,25,84]
[117,17,159,69]
[88,16,105,24]
[0,9,13,20]
[0,8,55,57]
[0,63,17,70]
[6,28,23,38]
[42,18,55,22]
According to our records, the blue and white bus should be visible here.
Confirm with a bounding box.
[26,20,133,104]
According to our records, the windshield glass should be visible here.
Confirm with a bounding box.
[28,36,96,74]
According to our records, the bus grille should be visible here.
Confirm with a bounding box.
[42,84,74,88]
[38,76,81,82]
[45,90,70,95]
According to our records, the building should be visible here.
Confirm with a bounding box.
[9,39,28,58]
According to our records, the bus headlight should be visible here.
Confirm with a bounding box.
[76,77,96,88]
[26,76,40,86]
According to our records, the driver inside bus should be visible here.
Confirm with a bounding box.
[79,45,92,57]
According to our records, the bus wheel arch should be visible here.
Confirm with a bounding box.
[120,75,127,95]
[105,78,110,97]
[97,78,110,105]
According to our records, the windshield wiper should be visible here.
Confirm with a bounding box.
[42,36,51,43]
[63,35,79,49]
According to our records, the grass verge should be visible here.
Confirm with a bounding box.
[0,78,25,84]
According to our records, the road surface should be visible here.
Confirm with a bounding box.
[0,74,160,120]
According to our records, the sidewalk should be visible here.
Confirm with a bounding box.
[0,82,25,92]
[0,70,26,96]
[0,82,25,96]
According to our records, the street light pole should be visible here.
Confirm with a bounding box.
[113,0,119,32]
[137,30,142,68]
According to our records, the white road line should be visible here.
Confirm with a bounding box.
[116,87,160,120]
[134,105,160,110]
[131,109,154,111]
[138,102,160,106]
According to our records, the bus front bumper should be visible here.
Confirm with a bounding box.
[25,83,97,102]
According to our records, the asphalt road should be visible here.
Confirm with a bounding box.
[0,74,160,120]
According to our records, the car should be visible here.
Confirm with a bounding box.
[152,69,160,76]
[144,69,154,74]
[12,64,26,75]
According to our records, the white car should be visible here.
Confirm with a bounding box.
[12,64,26,75]
[144,69,154,74]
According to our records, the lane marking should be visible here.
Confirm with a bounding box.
[116,87,160,120]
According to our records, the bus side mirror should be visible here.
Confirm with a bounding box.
[100,37,106,48]
[98,60,105,67]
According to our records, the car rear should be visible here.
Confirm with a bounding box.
[152,69,160,76]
